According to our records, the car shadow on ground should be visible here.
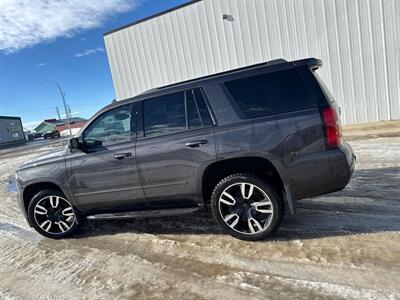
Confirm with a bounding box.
[73,167,400,241]
[74,203,400,241]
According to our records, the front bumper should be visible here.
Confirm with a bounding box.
[14,177,31,226]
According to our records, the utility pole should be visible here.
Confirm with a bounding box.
[45,79,72,136]
[55,107,61,120]
[67,105,72,119]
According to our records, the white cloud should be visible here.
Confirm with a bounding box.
[23,120,41,130]
[0,0,139,54]
[75,47,104,58]
[37,62,45,66]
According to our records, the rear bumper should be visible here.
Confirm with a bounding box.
[339,141,356,177]
[326,141,355,193]
[288,141,355,201]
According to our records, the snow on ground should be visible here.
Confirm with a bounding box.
[60,128,81,137]
[0,137,399,299]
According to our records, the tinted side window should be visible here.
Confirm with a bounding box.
[84,104,132,147]
[186,88,213,129]
[144,92,186,137]
[225,69,315,118]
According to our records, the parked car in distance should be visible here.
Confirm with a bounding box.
[31,131,43,139]
[43,130,60,139]
[15,57,355,240]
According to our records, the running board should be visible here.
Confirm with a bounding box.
[86,207,202,220]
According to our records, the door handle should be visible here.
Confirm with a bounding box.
[185,139,208,148]
[114,152,133,160]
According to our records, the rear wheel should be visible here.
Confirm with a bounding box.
[211,173,283,241]
[27,189,79,239]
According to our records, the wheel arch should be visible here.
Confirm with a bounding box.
[201,156,285,207]
[22,181,66,221]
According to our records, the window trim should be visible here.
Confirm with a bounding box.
[81,103,134,150]
[136,87,216,140]
[188,89,203,128]
[194,87,217,127]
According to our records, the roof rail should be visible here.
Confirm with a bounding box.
[116,57,316,102]
[137,88,160,96]
[265,58,288,66]
[291,57,322,70]
[145,58,289,93]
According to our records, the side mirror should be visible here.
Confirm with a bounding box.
[69,137,81,150]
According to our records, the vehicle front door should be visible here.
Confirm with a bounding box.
[66,103,147,213]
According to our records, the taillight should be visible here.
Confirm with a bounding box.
[322,106,342,149]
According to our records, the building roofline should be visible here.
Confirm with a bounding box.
[103,0,201,36]
[0,116,22,120]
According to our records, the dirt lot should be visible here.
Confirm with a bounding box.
[0,136,399,299]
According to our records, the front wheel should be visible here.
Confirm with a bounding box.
[27,189,80,239]
[211,173,283,241]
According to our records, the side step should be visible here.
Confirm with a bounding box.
[86,206,202,221]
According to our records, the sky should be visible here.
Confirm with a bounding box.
[0,0,188,130]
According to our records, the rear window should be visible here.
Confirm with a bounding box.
[224,69,315,119]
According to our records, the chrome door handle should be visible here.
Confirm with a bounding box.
[185,140,208,148]
[114,152,133,160]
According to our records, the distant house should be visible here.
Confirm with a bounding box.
[0,116,26,148]
[34,117,87,134]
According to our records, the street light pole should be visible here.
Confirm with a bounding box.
[45,79,72,137]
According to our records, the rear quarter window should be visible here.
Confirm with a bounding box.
[224,69,316,119]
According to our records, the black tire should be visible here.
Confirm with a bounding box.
[211,173,283,241]
[27,189,80,239]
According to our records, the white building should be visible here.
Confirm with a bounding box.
[104,0,399,125]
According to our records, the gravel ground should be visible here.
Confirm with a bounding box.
[0,137,399,299]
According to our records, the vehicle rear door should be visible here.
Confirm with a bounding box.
[135,88,216,207]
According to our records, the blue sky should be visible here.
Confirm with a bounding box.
[0,0,188,130]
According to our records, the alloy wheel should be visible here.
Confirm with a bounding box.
[33,195,76,235]
[218,182,274,235]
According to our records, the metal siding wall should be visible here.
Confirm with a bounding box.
[104,0,400,125]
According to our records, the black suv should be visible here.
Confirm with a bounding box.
[16,58,355,240]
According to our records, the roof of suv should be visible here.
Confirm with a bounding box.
[101,57,321,113]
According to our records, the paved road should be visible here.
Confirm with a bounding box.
[0,137,399,299]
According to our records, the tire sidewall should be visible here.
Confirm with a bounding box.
[27,189,79,239]
[211,174,283,241]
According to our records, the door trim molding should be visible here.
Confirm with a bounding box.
[142,180,188,189]
[75,186,142,197]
